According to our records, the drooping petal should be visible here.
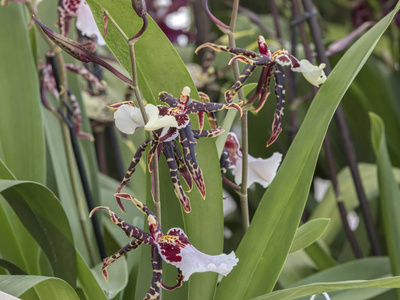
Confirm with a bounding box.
[185,99,242,117]
[65,63,105,90]
[144,104,179,131]
[114,104,145,134]
[115,138,150,212]
[146,245,163,299]
[224,64,256,103]
[162,142,191,213]
[69,91,94,141]
[229,55,270,66]
[192,127,224,139]
[102,239,142,281]
[220,148,233,177]
[224,132,242,166]
[173,141,193,190]
[158,91,179,108]
[267,65,285,147]
[157,228,238,281]
[75,1,106,45]
[292,59,327,87]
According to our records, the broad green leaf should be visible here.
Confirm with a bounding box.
[0,4,45,184]
[0,275,79,299]
[85,2,224,299]
[251,276,400,300]
[0,180,76,286]
[370,113,400,299]
[76,251,107,300]
[290,219,330,253]
[215,4,400,299]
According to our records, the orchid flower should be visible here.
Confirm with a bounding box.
[57,0,105,45]
[196,36,326,146]
[223,132,282,188]
[110,87,240,213]
[90,194,238,299]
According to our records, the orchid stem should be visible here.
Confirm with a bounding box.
[226,0,250,231]
[128,40,161,225]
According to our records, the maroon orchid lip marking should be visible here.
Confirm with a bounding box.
[33,16,133,85]
[90,195,238,298]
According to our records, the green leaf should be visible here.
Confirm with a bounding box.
[0,180,76,286]
[251,276,400,300]
[290,219,330,253]
[370,113,400,299]
[76,251,107,300]
[215,3,400,299]
[0,259,27,275]
[0,275,79,299]
[85,2,224,299]
[0,3,45,184]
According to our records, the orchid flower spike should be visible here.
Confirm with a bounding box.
[90,195,238,298]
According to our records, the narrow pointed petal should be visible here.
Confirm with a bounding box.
[158,92,179,108]
[224,64,256,103]
[115,138,150,212]
[102,239,142,281]
[185,100,242,117]
[192,127,224,139]
[229,55,270,66]
[195,43,259,58]
[267,65,285,147]
[65,63,105,90]
[198,92,219,129]
[173,142,193,190]
[162,143,191,213]
[197,111,205,132]
[69,91,94,141]
[253,66,273,112]
[90,206,155,244]
[146,245,163,300]
[220,148,233,177]
[161,269,184,291]
[179,126,206,198]
[148,130,161,172]
[157,228,238,281]
[108,101,135,109]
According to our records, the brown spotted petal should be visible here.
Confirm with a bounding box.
[157,228,238,281]
[173,142,193,191]
[224,64,256,103]
[158,92,179,108]
[195,43,258,58]
[162,143,191,213]
[65,63,105,90]
[185,100,242,117]
[273,50,300,68]
[33,16,133,85]
[229,55,270,66]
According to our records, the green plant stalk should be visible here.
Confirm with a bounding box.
[104,8,162,225]
[27,2,98,266]
[227,0,250,231]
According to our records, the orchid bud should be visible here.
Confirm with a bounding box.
[131,0,147,18]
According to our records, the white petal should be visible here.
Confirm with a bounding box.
[76,1,106,45]
[114,104,144,134]
[292,59,326,87]
[233,152,282,188]
[144,104,179,131]
[313,177,331,202]
[157,228,238,281]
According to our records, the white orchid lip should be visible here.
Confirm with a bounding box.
[114,104,145,134]
[156,228,238,281]
[75,1,106,45]
[292,59,327,87]
[144,104,179,131]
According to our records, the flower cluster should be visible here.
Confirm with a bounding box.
[196,35,326,146]
[90,194,238,299]
[110,87,241,213]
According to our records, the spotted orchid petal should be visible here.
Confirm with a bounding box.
[292,59,327,87]
[157,228,238,281]
[225,132,282,188]
[114,104,145,135]
[145,104,179,131]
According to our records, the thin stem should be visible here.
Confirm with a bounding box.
[227,0,249,231]
[128,40,161,224]
[301,0,382,256]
